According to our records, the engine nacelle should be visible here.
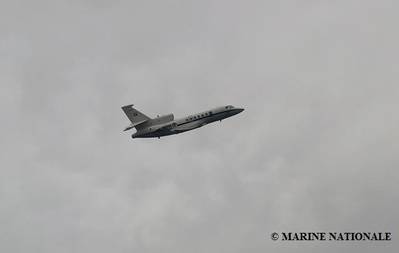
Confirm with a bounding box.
[151,113,174,125]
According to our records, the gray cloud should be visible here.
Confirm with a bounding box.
[1,0,398,252]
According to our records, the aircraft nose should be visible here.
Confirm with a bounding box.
[234,108,244,114]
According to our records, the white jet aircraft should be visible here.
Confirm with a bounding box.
[122,104,244,139]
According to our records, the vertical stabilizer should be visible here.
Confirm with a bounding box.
[121,104,150,130]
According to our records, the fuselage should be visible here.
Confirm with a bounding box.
[132,105,244,138]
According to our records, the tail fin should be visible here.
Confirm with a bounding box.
[121,104,150,131]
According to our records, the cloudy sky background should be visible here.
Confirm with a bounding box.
[1,0,398,252]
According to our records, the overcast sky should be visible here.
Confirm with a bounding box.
[1,0,398,252]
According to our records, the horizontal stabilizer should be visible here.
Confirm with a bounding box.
[124,122,147,131]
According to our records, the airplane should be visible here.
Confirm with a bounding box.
[121,104,244,139]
